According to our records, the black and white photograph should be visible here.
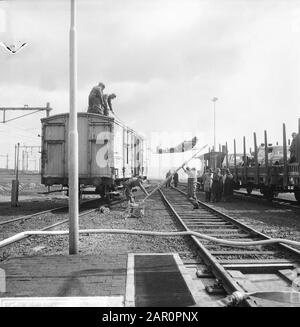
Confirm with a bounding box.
[0,0,300,313]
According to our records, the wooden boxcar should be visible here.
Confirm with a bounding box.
[40,112,146,196]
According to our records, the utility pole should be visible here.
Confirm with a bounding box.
[11,143,20,207]
[69,0,79,255]
[212,97,218,151]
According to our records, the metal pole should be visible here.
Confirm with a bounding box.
[243,136,247,185]
[233,139,237,182]
[297,118,300,162]
[264,130,269,186]
[212,97,218,151]
[6,154,8,169]
[253,132,258,185]
[14,144,17,173]
[282,123,288,188]
[11,143,20,207]
[225,142,229,168]
[214,101,216,150]
[69,0,79,255]
[16,143,20,183]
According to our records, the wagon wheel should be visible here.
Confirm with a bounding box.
[294,189,300,204]
[264,187,274,201]
[246,184,253,194]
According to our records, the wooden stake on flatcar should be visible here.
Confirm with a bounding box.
[233,139,237,183]
[282,123,288,188]
[243,136,247,185]
[225,142,229,168]
[253,132,259,185]
[264,130,269,187]
[297,118,300,162]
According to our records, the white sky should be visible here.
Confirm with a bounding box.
[0,0,300,171]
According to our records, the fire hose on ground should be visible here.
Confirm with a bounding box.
[1,228,300,249]
[1,229,300,306]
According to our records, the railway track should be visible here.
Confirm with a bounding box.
[159,186,300,307]
[178,181,299,208]
[0,198,125,249]
[234,190,300,208]
[0,198,98,241]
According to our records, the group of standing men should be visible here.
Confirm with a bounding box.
[165,170,179,188]
[202,167,234,202]
[88,82,116,116]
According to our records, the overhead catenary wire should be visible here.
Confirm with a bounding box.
[0,109,43,124]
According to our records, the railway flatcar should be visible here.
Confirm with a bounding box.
[198,119,300,203]
[40,112,147,198]
[225,120,300,202]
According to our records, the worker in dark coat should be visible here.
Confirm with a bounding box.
[103,93,116,116]
[173,172,179,187]
[165,170,172,187]
[223,168,234,201]
[88,82,105,114]
[123,176,149,204]
[202,167,212,202]
[211,168,223,202]
[107,93,116,113]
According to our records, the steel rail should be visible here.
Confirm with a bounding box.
[158,188,257,307]
[174,186,300,258]
[0,198,99,227]
[0,206,67,226]
[233,190,300,207]
[160,187,300,306]
[179,182,299,207]
[0,198,125,248]
[0,207,96,248]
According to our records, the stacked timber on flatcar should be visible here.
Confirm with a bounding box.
[40,113,146,195]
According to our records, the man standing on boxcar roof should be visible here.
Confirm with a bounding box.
[87,82,106,114]
[107,93,116,114]
[103,93,117,116]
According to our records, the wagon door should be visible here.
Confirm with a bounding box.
[42,123,66,178]
[89,122,113,177]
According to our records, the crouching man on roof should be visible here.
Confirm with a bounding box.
[123,175,149,204]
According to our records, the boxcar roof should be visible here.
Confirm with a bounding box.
[41,112,144,139]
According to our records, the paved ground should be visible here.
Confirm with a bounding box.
[0,253,127,298]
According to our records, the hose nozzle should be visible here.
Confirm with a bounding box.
[217,291,248,307]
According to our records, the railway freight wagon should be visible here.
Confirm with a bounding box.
[198,119,300,203]
[230,119,300,202]
[215,119,300,202]
[40,112,146,197]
